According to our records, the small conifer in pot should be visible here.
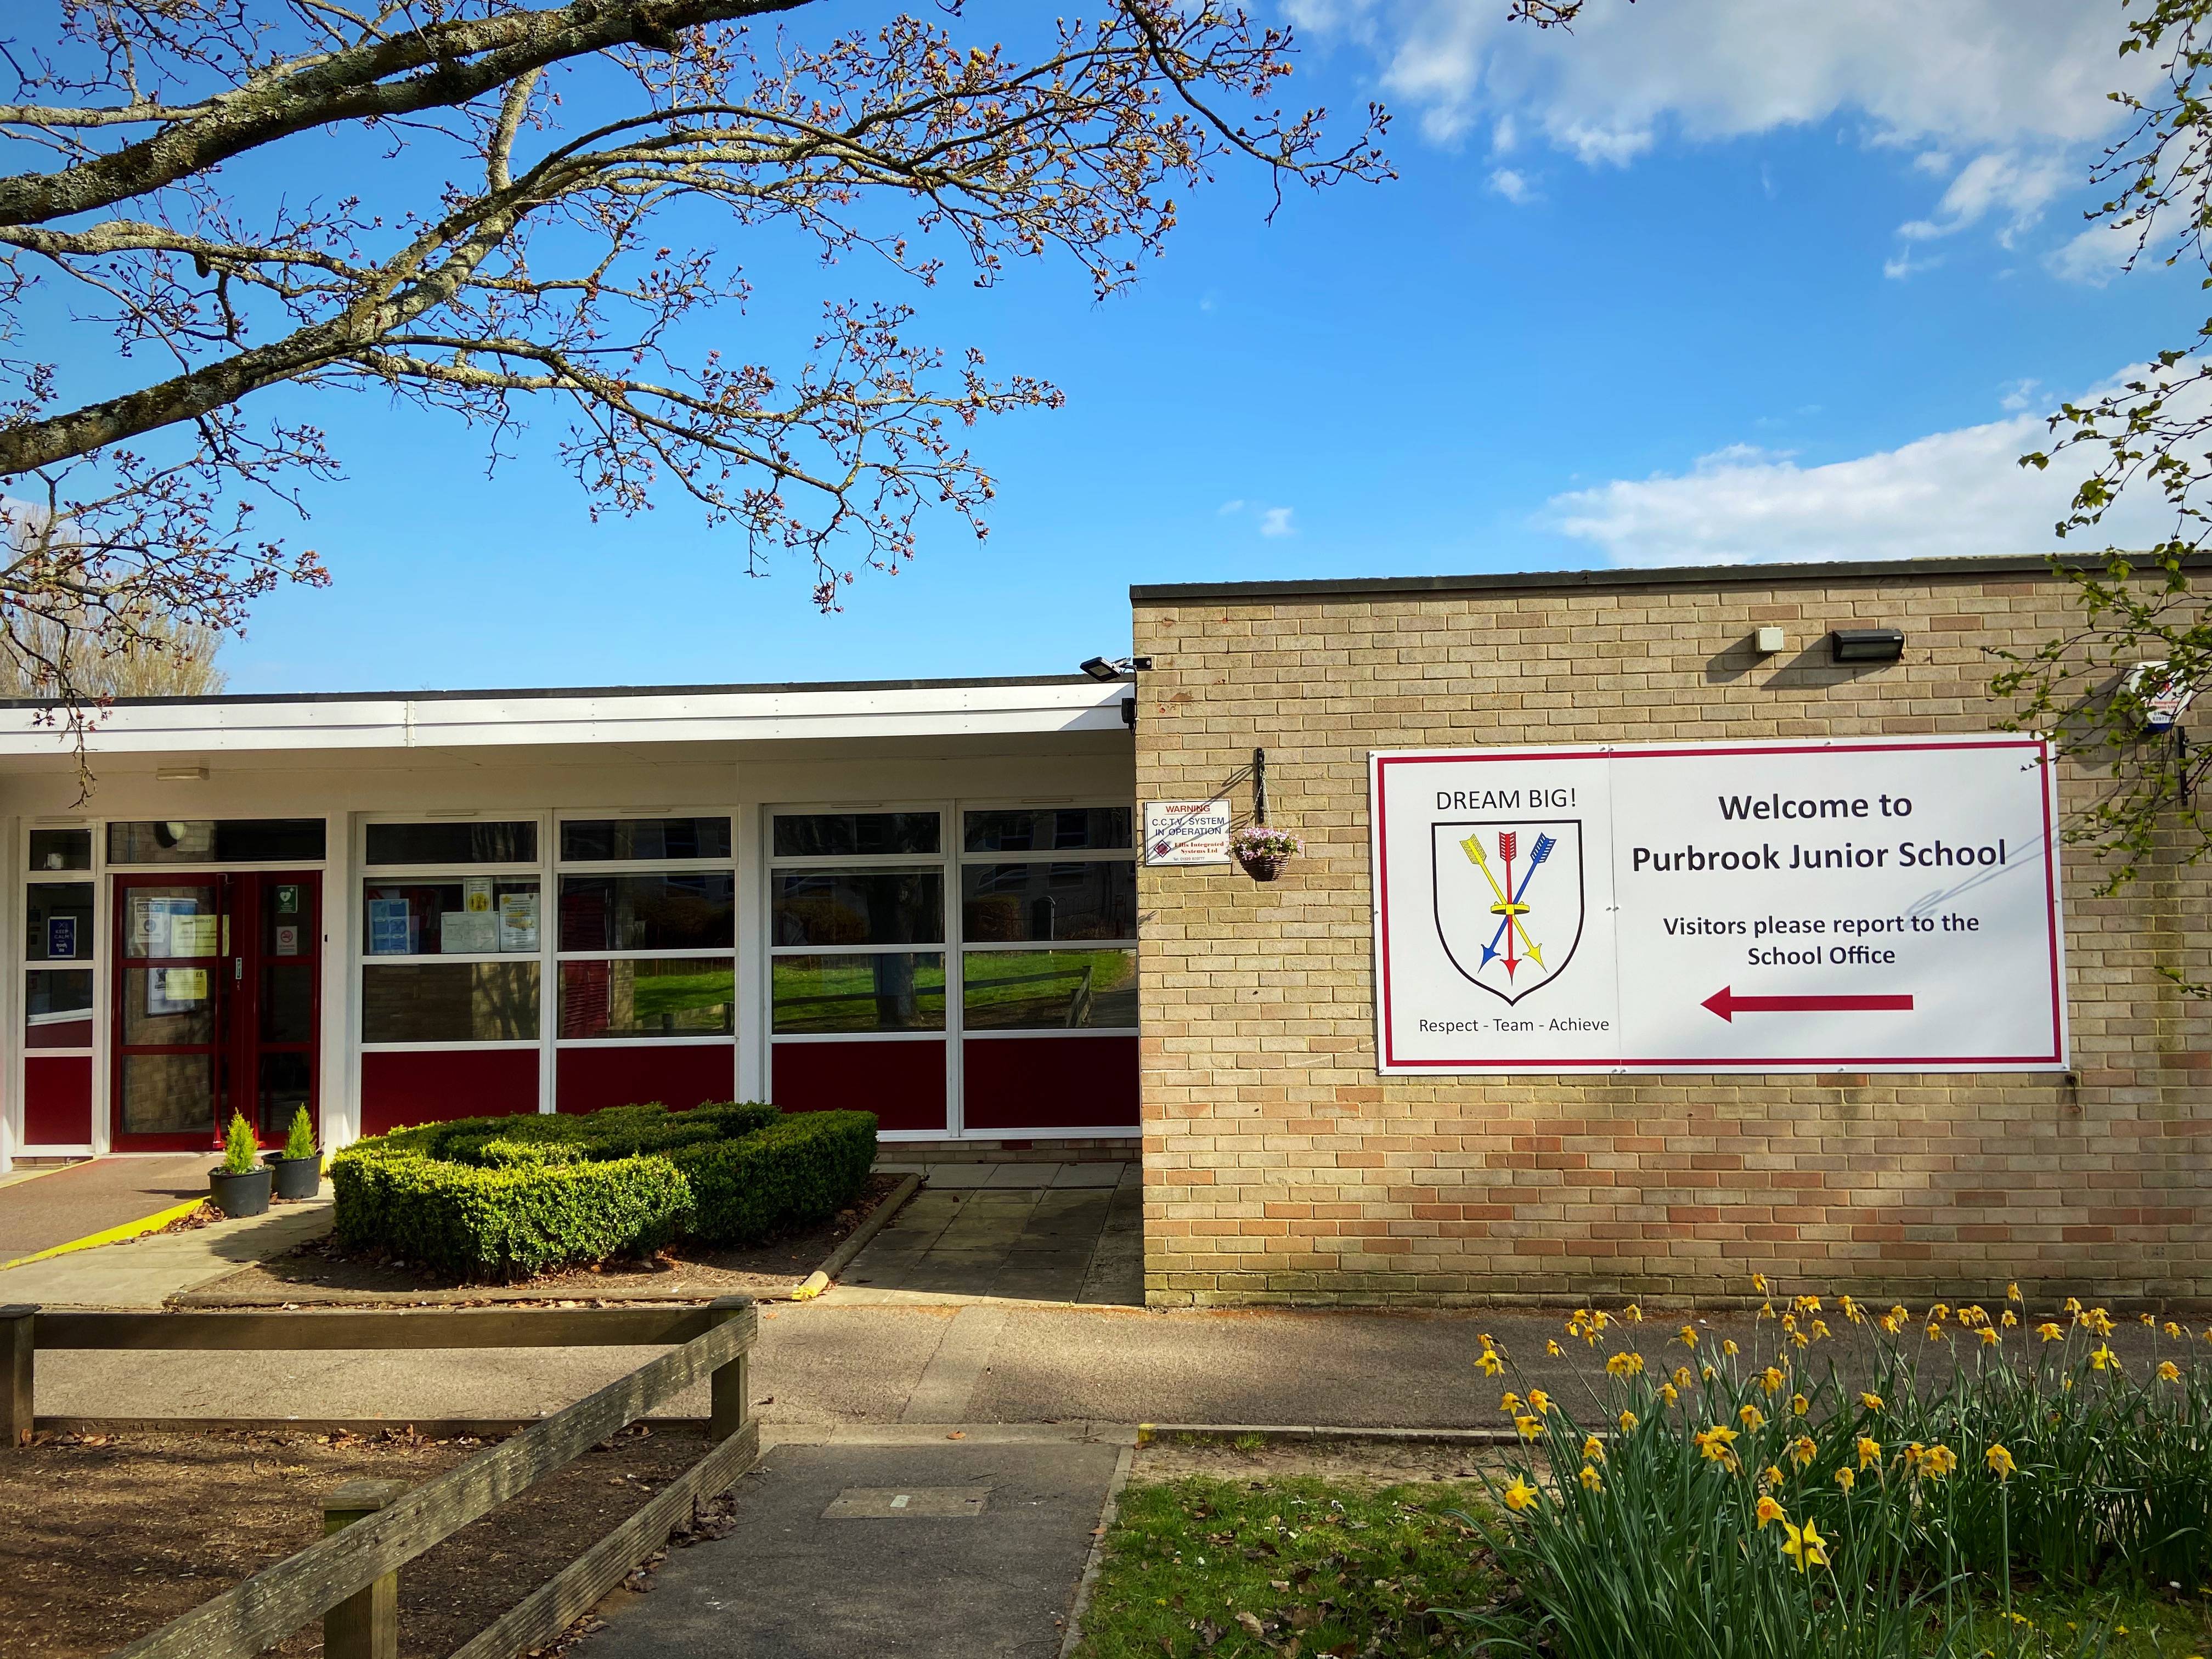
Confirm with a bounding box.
[209,1109,273,1217]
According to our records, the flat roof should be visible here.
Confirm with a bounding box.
[0,671,1098,712]
[1130,550,2210,604]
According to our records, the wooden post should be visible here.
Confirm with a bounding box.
[2,1305,33,1447]
[323,1479,409,1659]
[707,1295,752,1444]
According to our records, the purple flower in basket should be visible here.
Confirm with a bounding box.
[1229,825,1304,861]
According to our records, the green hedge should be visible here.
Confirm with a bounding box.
[330,1100,876,1280]
[674,1111,879,1245]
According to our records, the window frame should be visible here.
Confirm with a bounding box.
[20,826,95,1065]
[551,810,736,1049]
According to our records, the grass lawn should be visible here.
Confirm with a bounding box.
[1073,1472,1499,1658]
[1073,1466,2212,1659]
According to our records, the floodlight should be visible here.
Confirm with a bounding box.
[1830,628,1906,665]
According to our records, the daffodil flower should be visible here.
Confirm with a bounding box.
[1502,1391,1522,1413]
[1759,1367,1785,1396]
[1515,1415,1544,1441]
[1527,1389,1552,1414]
[1722,1339,1740,1357]
[1834,1465,1856,1493]
[2091,1345,2118,1372]
[1657,1384,1679,1407]
[2037,1322,2063,1342]
[1923,1444,1957,1477]
[1694,1424,1740,1463]
[1790,1393,1810,1417]
[1618,1409,1639,1433]
[1985,1444,2015,1480]
[1781,1518,1830,1571]
[1477,1351,1504,1377]
[1860,1392,1884,1412]
[1679,1324,1699,1348]
[1739,1403,1766,1431]
[2007,1282,2022,1302]
[1753,1272,1769,1294]
[1578,1464,1602,1493]
[1856,1436,1882,1471]
[1605,1351,1644,1377]
[1754,1494,1786,1530]
[1788,1435,1816,1469]
[1582,1434,1605,1463]
[1503,1475,1538,1513]
[2159,1360,2181,1383]
[1547,1340,1563,1357]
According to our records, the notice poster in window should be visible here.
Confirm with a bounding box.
[146,964,208,1015]
[463,876,494,914]
[442,911,499,953]
[46,916,76,959]
[274,924,301,956]
[170,914,219,956]
[275,884,302,916]
[368,897,413,956]
[498,890,540,952]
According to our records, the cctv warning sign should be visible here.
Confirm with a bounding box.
[1370,736,2067,1074]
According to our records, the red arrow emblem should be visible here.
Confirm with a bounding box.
[1703,986,1914,1022]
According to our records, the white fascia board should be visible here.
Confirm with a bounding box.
[0,680,1131,758]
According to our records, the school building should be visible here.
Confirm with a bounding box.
[0,551,2205,1306]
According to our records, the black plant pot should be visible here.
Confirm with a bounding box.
[208,1166,272,1218]
[265,1153,321,1201]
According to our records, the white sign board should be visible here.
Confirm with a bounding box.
[1371,736,2066,1074]
[1144,800,1233,866]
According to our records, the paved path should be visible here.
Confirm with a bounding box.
[0,1192,331,1307]
[0,1154,214,1260]
[581,1427,1121,1659]
[848,1164,1141,1305]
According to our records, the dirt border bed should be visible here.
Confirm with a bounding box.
[171,1172,921,1308]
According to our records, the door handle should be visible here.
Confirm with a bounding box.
[234,957,243,981]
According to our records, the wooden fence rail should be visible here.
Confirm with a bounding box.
[1,1299,759,1659]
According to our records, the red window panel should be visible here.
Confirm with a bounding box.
[360,1049,538,1137]
[556,1045,735,1115]
[961,1035,1139,1131]
[22,1054,92,1146]
[772,1040,946,1132]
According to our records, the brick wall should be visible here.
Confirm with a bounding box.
[1131,563,2212,1309]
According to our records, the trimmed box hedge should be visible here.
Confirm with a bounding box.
[331,1101,876,1279]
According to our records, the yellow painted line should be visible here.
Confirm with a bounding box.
[1,1195,208,1271]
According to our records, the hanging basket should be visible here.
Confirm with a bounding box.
[1229,826,1304,882]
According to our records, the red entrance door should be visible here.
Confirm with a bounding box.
[111,873,321,1151]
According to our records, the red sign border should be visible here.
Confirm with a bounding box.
[1372,737,2065,1072]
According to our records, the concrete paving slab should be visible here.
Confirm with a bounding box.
[0,1192,332,1307]
[575,1438,1118,1659]
[1049,1163,1126,1188]
[0,1153,215,1259]
[921,1165,995,1189]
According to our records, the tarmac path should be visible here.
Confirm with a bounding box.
[0,1154,212,1260]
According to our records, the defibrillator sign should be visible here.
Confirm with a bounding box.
[1370,736,2067,1074]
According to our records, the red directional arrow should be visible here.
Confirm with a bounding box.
[1702,986,1915,1023]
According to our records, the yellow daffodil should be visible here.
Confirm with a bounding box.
[1760,1301,1776,1319]
[2086,1308,2115,1337]
[1619,1409,1639,1432]
[2091,1345,2118,1372]
[1923,1444,1958,1477]
[1791,1393,1810,1417]
[1753,1272,1769,1294]
[1810,1320,1831,1340]
[2160,1361,2181,1383]
[2007,1282,2022,1302]
[1502,1391,1522,1413]
[1515,1415,1545,1441]
[1722,1339,1740,1357]
[1985,1444,2016,1480]
[1658,1383,1679,1406]
[1582,1435,1606,1463]
[2142,1312,2157,1328]
[1702,1365,1719,1383]
[1674,1365,1695,1389]
[1624,1304,1643,1324]
[1860,1392,1884,1412]
[1840,1294,1861,1323]
[1790,1330,1810,1350]
[2165,1321,2184,1340]
[1480,1332,1496,1350]
[2037,1322,2063,1342]
[2002,1310,2018,1328]
[1759,1366,1786,1396]
[1591,1310,1612,1332]
[1605,1350,1645,1376]
[1740,1403,1767,1431]
[2063,1296,2083,1316]
[1856,1436,1882,1470]
[1931,1304,1950,1324]
[1781,1313,1798,1334]
[1889,1305,1910,1325]
[1760,1463,1785,1489]
[1782,1518,1830,1571]
[1979,1327,2001,1347]
[1547,1340,1564,1357]
[1926,1324,1945,1342]
[1578,1463,1603,1492]
[1754,1494,1786,1530]
[1788,1435,1817,1469]
[1694,1424,1740,1463]
[1835,1465,1856,1493]
[1679,1324,1699,1348]
[1503,1475,1538,1513]
[1477,1350,1504,1376]
[1527,1389,1553,1414]
[1901,1442,1926,1473]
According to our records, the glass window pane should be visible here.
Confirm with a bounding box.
[771,871,942,947]
[122,967,216,1046]
[963,808,1132,853]
[561,817,732,861]
[560,958,735,1038]
[962,948,1138,1030]
[108,820,325,864]
[260,963,315,1044]
[363,961,540,1043]
[28,828,91,871]
[772,812,939,857]
[26,968,93,1049]
[121,885,220,958]
[120,1052,211,1136]
[558,873,735,951]
[257,1053,312,1139]
[772,952,945,1033]
[364,821,537,866]
[961,861,1136,943]
[362,879,540,956]
[26,882,94,961]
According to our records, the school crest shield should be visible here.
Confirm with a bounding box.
[1432,821,1586,1005]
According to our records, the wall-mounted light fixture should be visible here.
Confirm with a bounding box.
[155,764,208,781]
[1080,655,1153,681]
[1830,628,1906,665]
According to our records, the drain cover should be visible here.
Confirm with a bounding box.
[822,1487,990,1519]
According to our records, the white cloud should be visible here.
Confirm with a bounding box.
[1260,506,1297,537]
[1488,167,1534,204]
[1217,498,1245,515]
[1542,366,2190,567]
[1289,0,2153,267]
[2046,223,2140,286]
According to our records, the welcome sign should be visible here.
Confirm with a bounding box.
[1370,736,2067,1074]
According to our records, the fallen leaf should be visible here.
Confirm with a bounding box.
[946,1431,966,1441]
[1235,1612,1266,1638]
[1198,1618,1224,1648]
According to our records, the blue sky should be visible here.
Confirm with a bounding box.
[43,1,2202,694]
